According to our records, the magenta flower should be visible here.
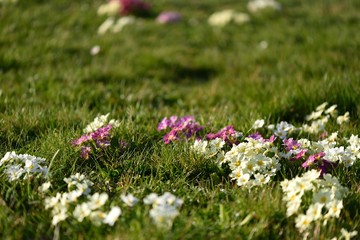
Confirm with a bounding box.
[247,132,277,144]
[157,116,178,131]
[112,0,151,16]
[291,149,308,161]
[206,125,239,144]
[156,11,182,24]
[302,152,326,168]
[80,146,91,160]
[91,124,112,141]
[72,134,91,146]
[283,138,301,151]
[158,116,203,144]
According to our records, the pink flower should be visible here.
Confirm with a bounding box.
[206,125,239,144]
[159,116,203,144]
[156,11,182,24]
[80,146,91,160]
[283,138,301,151]
[302,152,325,168]
[72,134,91,146]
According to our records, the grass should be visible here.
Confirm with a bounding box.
[1,0,360,239]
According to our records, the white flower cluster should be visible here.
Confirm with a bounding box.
[83,113,120,133]
[317,134,360,167]
[45,173,121,226]
[223,137,280,188]
[302,102,349,134]
[144,192,183,229]
[281,170,348,233]
[247,0,281,13]
[0,151,48,182]
[192,138,225,161]
[208,9,250,27]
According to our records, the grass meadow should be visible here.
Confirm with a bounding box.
[0,0,359,239]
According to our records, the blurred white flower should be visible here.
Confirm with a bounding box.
[90,45,101,56]
[112,16,135,33]
[337,112,350,125]
[340,228,358,240]
[208,10,249,27]
[253,119,265,129]
[39,182,52,193]
[88,192,109,210]
[103,206,122,226]
[121,193,139,207]
[98,18,115,35]
[247,0,281,13]
[97,1,120,16]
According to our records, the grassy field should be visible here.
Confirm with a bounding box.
[1,0,360,239]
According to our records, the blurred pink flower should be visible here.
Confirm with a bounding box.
[156,11,182,24]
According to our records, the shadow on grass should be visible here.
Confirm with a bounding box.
[0,56,22,73]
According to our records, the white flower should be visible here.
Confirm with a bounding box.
[337,112,350,125]
[306,109,324,121]
[306,203,324,221]
[208,9,235,27]
[233,12,250,25]
[324,200,343,218]
[4,164,25,181]
[325,104,338,117]
[192,140,208,155]
[87,192,109,210]
[98,18,115,35]
[247,0,281,13]
[89,211,107,226]
[90,45,100,56]
[316,102,328,111]
[144,193,159,205]
[340,228,358,240]
[208,10,249,27]
[52,208,68,225]
[253,119,265,129]
[112,16,135,33]
[295,214,312,232]
[0,151,16,166]
[313,189,333,205]
[97,1,120,16]
[73,203,92,222]
[38,182,52,193]
[103,206,122,226]
[121,193,139,207]
[149,205,179,229]
[236,173,250,186]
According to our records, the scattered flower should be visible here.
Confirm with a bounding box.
[0,151,48,182]
[281,170,348,234]
[144,192,183,229]
[90,45,101,56]
[247,0,281,13]
[337,112,350,125]
[158,116,203,144]
[156,11,182,24]
[121,193,139,207]
[45,173,121,226]
[253,119,265,129]
[208,10,250,27]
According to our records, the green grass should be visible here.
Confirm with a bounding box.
[1,0,360,239]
